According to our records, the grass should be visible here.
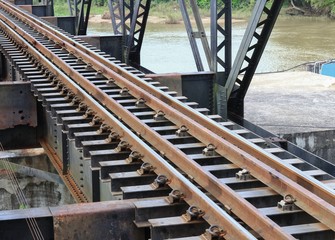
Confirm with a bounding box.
[53,0,107,16]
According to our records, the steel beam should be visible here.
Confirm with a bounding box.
[210,0,232,76]
[41,0,54,16]
[179,0,211,71]
[226,0,283,117]
[108,0,133,35]
[108,0,150,65]
[77,0,92,35]
[68,0,92,35]
[67,0,78,18]
[0,202,143,240]
[108,0,123,34]
[125,0,151,66]
[0,82,37,129]
[210,0,232,118]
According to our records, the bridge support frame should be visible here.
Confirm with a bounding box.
[109,0,151,66]
[210,0,232,118]
[179,0,212,72]
[225,0,284,118]
[68,0,92,35]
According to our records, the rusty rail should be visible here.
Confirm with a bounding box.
[0,1,334,238]
[2,0,333,208]
[0,15,255,239]
[0,10,293,240]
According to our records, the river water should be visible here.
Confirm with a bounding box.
[88,16,335,74]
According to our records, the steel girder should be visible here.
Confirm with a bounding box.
[210,0,232,77]
[108,0,123,34]
[179,0,212,71]
[109,0,133,35]
[177,0,232,116]
[67,0,78,17]
[209,0,232,118]
[77,0,92,35]
[126,0,151,65]
[108,0,151,65]
[178,0,232,74]
[226,0,284,117]
[68,0,92,35]
[42,0,54,16]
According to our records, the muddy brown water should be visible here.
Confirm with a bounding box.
[88,16,335,74]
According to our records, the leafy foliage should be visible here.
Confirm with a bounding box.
[53,0,335,18]
[306,0,335,15]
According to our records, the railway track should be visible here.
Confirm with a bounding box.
[0,1,334,239]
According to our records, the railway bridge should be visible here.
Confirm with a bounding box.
[0,0,335,239]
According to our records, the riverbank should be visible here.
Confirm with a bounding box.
[88,14,246,25]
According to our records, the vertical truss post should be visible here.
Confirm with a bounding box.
[210,0,232,77]
[121,0,134,37]
[108,0,151,66]
[210,0,232,118]
[225,0,283,118]
[108,0,123,34]
[77,0,92,35]
[179,0,211,71]
[67,0,78,18]
[67,0,92,35]
[42,0,54,16]
[125,0,151,66]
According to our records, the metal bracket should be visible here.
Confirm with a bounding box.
[265,136,288,149]
[236,169,253,181]
[278,194,299,211]
[202,144,217,156]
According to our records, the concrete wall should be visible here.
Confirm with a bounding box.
[0,151,74,210]
[0,175,74,210]
[281,130,335,165]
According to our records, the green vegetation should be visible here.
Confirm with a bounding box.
[306,0,335,16]
[53,0,107,16]
[287,0,335,17]
[52,0,335,20]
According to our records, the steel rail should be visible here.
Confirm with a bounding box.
[2,0,333,208]
[0,10,292,239]
[0,17,255,240]
[0,9,295,239]
[1,5,334,237]
[2,0,332,207]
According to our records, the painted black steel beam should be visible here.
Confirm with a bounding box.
[179,0,212,71]
[210,0,232,77]
[108,0,123,34]
[108,0,150,66]
[67,0,92,35]
[126,0,151,66]
[226,0,283,117]
[77,0,92,35]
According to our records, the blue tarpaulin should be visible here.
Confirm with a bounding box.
[320,62,335,77]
